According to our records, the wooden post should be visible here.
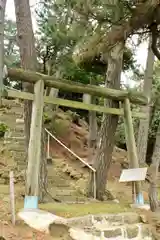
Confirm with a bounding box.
[7,68,148,105]
[25,80,44,209]
[123,98,143,204]
[9,171,15,225]
[0,1,6,106]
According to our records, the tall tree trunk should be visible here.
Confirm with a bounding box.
[146,103,157,164]
[0,0,7,106]
[137,36,154,165]
[14,0,37,149]
[14,0,46,201]
[88,42,124,200]
[148,121,160,212]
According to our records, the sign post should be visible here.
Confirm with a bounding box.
[119,167,147,204]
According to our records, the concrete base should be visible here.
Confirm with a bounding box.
[24,196,38,209]
[18,208,66,233]
[130,203,150,210]
[136,192,144,205]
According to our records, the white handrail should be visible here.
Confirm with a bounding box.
[45,128,96,172]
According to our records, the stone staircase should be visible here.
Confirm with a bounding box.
[0,99,88,202]
[0,99,26,171]
[66,212,153,239]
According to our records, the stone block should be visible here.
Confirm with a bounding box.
[67,215,93,228]
[126,225,139,238]
[104,228,122,238]
[122,212,140,224]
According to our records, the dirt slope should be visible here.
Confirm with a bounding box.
[47,108,128,181]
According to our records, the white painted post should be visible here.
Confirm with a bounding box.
[47,133,50,159]
[50,88,59,98]
[25,80,44,209]
[83,93,91,104]
[9,171,15,225]
[93,172,96,199]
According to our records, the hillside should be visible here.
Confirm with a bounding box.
[0,98,152,239]
[46,106,128,181]
[0,99,149,204]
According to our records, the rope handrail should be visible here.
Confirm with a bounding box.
[45,128,96,172]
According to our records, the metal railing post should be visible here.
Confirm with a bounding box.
[93,171,96,199]
[47,133,50,159]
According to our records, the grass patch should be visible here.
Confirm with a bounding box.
[0,122,8,138]
[39,202,130,218]
[0,186,131,220]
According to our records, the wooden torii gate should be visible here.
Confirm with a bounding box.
[1,67,148,208]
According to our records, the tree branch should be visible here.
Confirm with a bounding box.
[150,22,160,60]
[73,0,159,65]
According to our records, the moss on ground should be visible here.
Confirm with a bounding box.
[39,202,130,218]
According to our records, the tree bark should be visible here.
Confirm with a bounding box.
[39,129,47,202]
[148,121,160,211]
[0,0,7,106]
[88,42,124,200]
[14,0,47,201]
[148,163,159,212]
[137,36,154,165]
[14,0,37,149]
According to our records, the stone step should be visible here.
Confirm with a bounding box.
[93,212,141,226]
[16,159,26,164]
[5,126,24,132]
[15,157,26,164]
[4,141,25,149]
[16,164,26,169]
[5,138,25,144]
[0,115,17,122]
[5,124,24,131]
[16,118,24,124]
[15,125,25,131]
[54,195,87,203]
[2,111,23,117]
[49,181,71,188]
[8,130,24,137]
[0,103,22,109]
[68,213,142,228]
[4,134,25,141]
[70,223,152,240]
[4,136,25,141]
[48,177,71,188]
[54,189,77,196]
[0,116,18,126]
[51,184,72,189]
[7,145,25,152]
[11,151,26,159]
[67,213,153,239]
[17,165,26,171]
[2,99,23,107]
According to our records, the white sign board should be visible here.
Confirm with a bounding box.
[119,168,147,182]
